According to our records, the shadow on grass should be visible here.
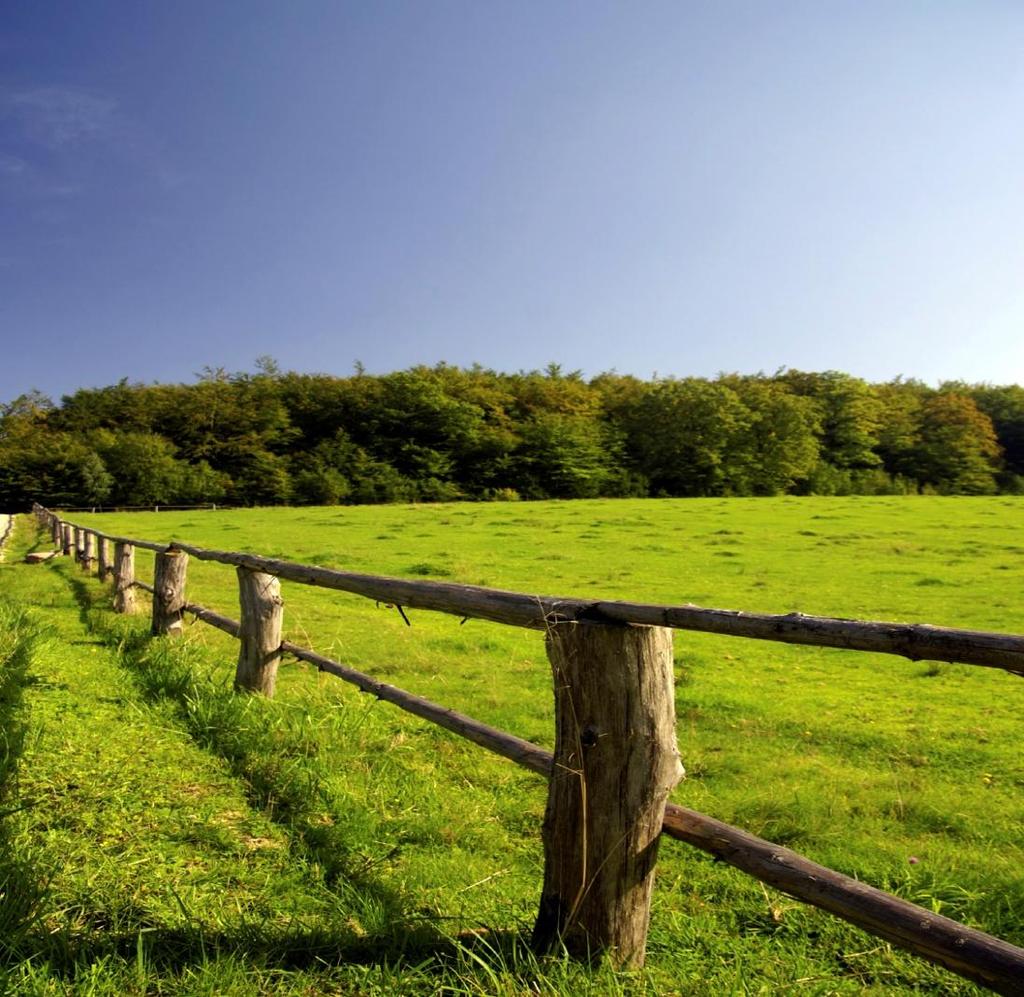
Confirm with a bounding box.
[0,601,49,962]
[44,566,554,985]
[59,563,101,632]
[0,537,573,991]
[14,921,538,987]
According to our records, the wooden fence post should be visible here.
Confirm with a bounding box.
[97,537,112,582]
[113,542,136,614]
[81,531,96,573]
[151,550,188,636]
[532,621,683,968]
[234,568,284,696]
[74,528,86,566]
[51,517,61,547]
[62,524,74,558]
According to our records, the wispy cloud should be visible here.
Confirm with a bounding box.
[1,84,187,201]
[0,154,28,175]
[0,150,83,199]
[4,86,118,148]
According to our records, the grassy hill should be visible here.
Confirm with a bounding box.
[1,496,1022,993]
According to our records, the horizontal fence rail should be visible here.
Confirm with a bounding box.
[44,526,1024,675]
[26,505,1024,992]
[161,591,1023,992]
[58,503,226,513]
[177,595,1024,991]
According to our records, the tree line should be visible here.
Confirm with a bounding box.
[1,360,1021,510]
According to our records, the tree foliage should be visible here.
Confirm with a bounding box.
[0,362,1018,510]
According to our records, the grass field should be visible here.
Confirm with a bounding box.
[1,496,1022,994]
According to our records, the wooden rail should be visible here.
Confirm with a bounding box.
[166,594,1022,991]
[43,527,1024,674]
[26,505,1024,991]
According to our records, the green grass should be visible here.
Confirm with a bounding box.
[1,496,1022,993]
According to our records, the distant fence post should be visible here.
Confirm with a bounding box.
[532,621,683,968]
[97,537,112,582]
[81,531,96,573]
[234,568,284,697]
[113,542,136,614]
[152,550,188,636]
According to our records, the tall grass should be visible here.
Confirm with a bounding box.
[0,601,47,964]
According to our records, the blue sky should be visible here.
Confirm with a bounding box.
[1,1,1022,403]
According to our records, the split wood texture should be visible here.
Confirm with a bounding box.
[97,536,112,581]
[234,568,283,695]
[113,542,136,614]
[151,550,188,636]
[81,531,96,572]
[533,622,683,967]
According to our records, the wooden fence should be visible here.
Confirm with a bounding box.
[57,503,225,514]
[27,504,1024,992]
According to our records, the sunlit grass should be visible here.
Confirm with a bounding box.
[2,496,1021,992]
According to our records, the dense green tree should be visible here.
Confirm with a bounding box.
[56,380,153,435]
[961,383,1024,484]
[508,365,600,420]
[620,379,751,496]
[92,431,186,506]
[4,362,1023,509]
[723,376,820,494]
[216,438,293,506]
[1,395,111,508]
[874,378,931,481]
[910,393,1002,494]
[0,433,111,509]
[1,390,54,430]
[348,369,485,485]
[779,370,883,470]
[291,467,351,506]
[176,461,229,505]
[513,413,618,499]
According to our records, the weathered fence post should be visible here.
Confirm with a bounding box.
[81,531,96,573]
[532,621,683,968]
[113,542,136,614]
[97,537,112,582]
[62,524,74,558]
[234,568,284,696]
[151,549,188,636]
[51,516,61,547]
[74,528,86,566]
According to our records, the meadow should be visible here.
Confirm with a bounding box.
[1,496,1022,994]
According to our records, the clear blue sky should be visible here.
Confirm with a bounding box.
[2,1,1022,404]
